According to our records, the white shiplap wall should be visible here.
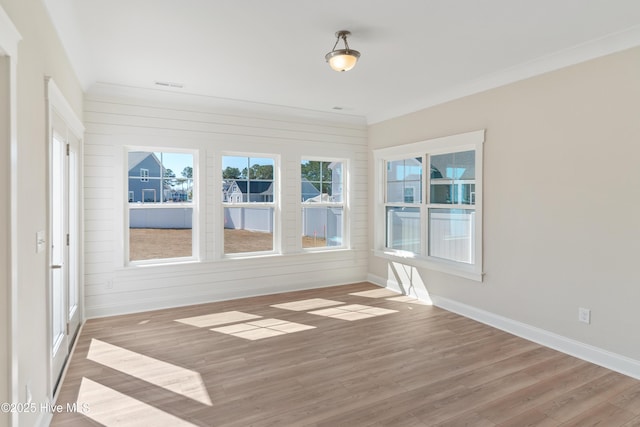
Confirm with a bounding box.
[83,84,369,318]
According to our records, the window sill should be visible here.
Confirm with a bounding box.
[372,249,484,282]
[127,257,199,268]
[224,247,353,260]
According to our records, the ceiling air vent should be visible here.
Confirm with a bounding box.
[154,81,184,88]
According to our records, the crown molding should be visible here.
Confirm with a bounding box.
[368,24,640,124]
[86,82,367,127]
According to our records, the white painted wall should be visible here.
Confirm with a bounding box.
[368,47,640,370]
[0,0,84,426]
[84,84,368,317]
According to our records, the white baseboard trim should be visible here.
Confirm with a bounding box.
[366,273,434,303]
[366,273,640,380]
[86,276,367,319]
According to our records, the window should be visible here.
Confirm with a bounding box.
[385,158,422,254]
[429,151,476,264]
[222,155,276,255]
[127,150,195,263]
[301,159,345,249]
[374,130,484,280]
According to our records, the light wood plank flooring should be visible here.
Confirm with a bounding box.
[52,283,640,426]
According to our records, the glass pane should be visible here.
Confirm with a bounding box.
[428,208,475,264]
[301,160,342,203]
[430,182,476,205]
[224,207,274,253]
[302,206,343,248]
[386,158,422,203]
[222,156,274,203]
[430,150,475,205]
[385,206,421,254]
[128,151,194,204]
[129,208,193,261]
[68,149,79,314]
[430,150,475,180]
[51,136,64,350]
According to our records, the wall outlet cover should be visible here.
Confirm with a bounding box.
[578,307,591,324]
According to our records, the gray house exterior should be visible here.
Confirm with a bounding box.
[128,152,163,203]
[222,179,274,203]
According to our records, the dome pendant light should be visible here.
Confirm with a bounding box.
[325,30,361,72]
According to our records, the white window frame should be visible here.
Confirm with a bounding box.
[139,168,149,182]
[373,130,484,281]
[221,152,280,258]
[383,156,424,254]
[125,148,198,266]
[300,157,348,251]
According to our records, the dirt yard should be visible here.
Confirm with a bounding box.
[129,228,326,260]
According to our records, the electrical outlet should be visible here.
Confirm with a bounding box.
[25,384,32,404]
[578,307,591,324]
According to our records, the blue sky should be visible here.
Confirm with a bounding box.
[155,152,193,177]
[151,153,275,177]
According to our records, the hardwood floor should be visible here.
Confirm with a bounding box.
[52,283,640,426]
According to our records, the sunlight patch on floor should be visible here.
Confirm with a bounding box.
[349,288,401,298]
[385,295,429,305]
[309,304,397,321]
[77,377,198,427]
[349,288,430,305]
[211,318,316,340]
[271,298,345,311]
[87,339,212,406]
[175,311,261,328]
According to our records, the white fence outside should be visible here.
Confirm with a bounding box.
[301,206,343,246]
[130,207,193,229]
[386,208,474,263]
[428,210,474,264]
[129,206,343,247]
[224,207,274,233]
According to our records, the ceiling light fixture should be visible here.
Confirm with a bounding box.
[325,30,361,72]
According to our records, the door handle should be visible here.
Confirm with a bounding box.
[51,265,62,269]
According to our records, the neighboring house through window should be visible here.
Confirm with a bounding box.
[127,150,196,263]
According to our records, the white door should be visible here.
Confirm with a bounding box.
[50,130,81,393]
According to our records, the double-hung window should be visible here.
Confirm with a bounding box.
[127,150,195,263]
[301,159,345,249]
[375,130,484,280]
[222,155,277,255]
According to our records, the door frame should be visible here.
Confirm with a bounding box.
[0,6,21,426]
[45,77,85,399]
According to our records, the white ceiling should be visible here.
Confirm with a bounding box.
[43,0,640,123]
